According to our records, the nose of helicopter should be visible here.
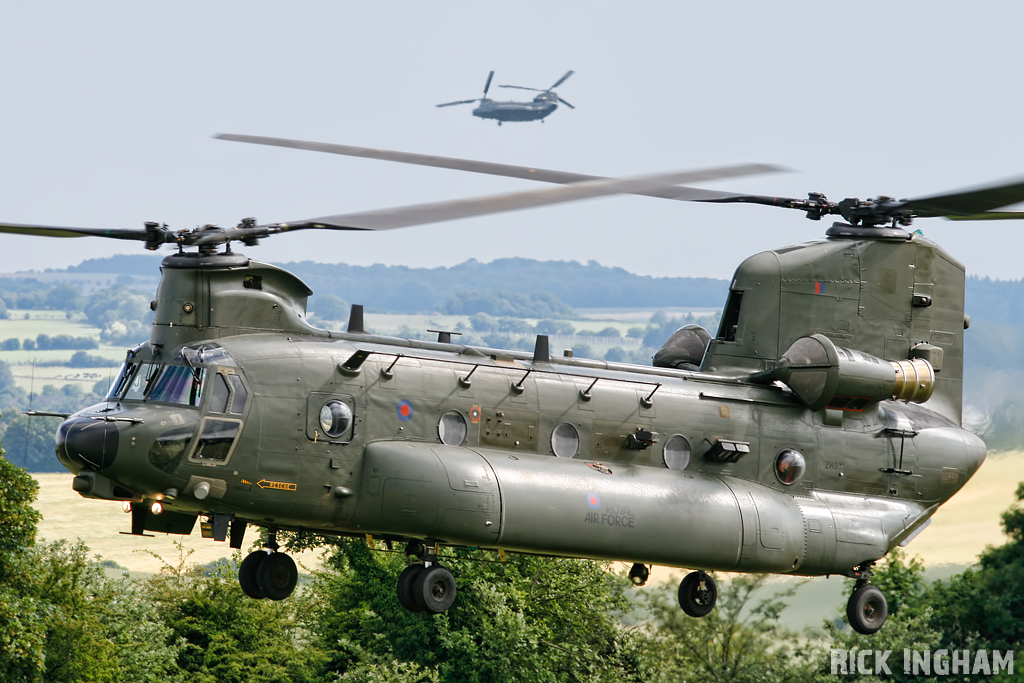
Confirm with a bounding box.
[56,417,119,472]
[960,428,987,480]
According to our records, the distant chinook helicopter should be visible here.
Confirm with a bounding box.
[436,70,574,125]
[6,133,1023,636]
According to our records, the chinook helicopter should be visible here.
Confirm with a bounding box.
[436,70,574,125]
[5,134,1023,637]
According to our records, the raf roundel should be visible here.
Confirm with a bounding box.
[396,399,414,422]
[586,492,601,510]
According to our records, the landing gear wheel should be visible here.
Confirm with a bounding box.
[256,552,298,601]
[628,563,650,586]
[847,585,888,634]
[239,550,268,599]
[678,570,717,617]
[397,564,425,612]
[413,564,457,614]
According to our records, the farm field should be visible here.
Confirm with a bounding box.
[32,472,325,575]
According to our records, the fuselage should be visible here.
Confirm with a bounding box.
[57,328,986,579]
[472,96,558,122]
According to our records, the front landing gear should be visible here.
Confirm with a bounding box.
[396,541,458,614]
[237,530,298,601]
[678,570,717,617]
[846,562,888,634]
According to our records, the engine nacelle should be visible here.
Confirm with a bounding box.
[773,333,934,411]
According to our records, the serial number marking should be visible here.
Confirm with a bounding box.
[257,479,297,491]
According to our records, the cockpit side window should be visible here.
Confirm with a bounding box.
[209,373,231,413]
[228,375,247,414]
[205,370,248,415]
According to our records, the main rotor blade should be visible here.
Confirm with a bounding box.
[557,97,576,110]
[550,70,574,90]
[215,134,754,203]
[483,70,494,96]
[903,175,1024,217]
[0,222,153,241]
[436,99,479,108]
[945,211,1024,221]
[278,163,782,232]
[499,85,544,92]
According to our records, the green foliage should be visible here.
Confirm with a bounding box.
[443,290,576,318]
[66,349,121,368]
[0,296,8,319]
[84,284,153,331]
[309,540,646,683]
[643,574,820,683]
[918,482,1024,652]
[0,454,40,580]
[604,347,627,362]
[144,547,322,683]
[312,293,350,322]
[30,333,97,350]
[44,284,84,312]
[534,319,575,335]
[0,457,178,682]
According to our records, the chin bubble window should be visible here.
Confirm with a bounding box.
[774,449,806,485]
[663,434,692,470]
[551,422,580,458]
[438,410,468,446]
[319,400,354,439]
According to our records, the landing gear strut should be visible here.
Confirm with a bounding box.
[846,562,888,634]
[678,570,717,617]
[237,529,298,601]
[396,541,457,614]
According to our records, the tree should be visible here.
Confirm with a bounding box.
[534,319,575,336]
[0,452,47,680]
[642,574,821,683]
[313,293,350,322]
[144,549,322,683]
[44,284,84,312]
[922,482,1024,651]
[309,540,647,683]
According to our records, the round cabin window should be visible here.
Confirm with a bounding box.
[319,400,353,438]
[663,434,692,470]
[774,449,806,486]
[551,422,580,458]
[438,410,468,446]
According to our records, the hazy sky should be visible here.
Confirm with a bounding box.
[2,2,1022,281]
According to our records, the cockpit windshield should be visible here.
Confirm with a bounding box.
[108,362,205,406]
[106,344,235,406]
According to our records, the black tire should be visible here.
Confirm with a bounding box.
[239,551,267,599]
[256,552,298,601]
[413,565,457,614]
[678,571,717,617]
[397,564,424,612]
[847,585,888,634]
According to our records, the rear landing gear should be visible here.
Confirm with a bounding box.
[237,530,298,600]
[847,562,888,634]
[397,541,458,614]
[678,570,717,617]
